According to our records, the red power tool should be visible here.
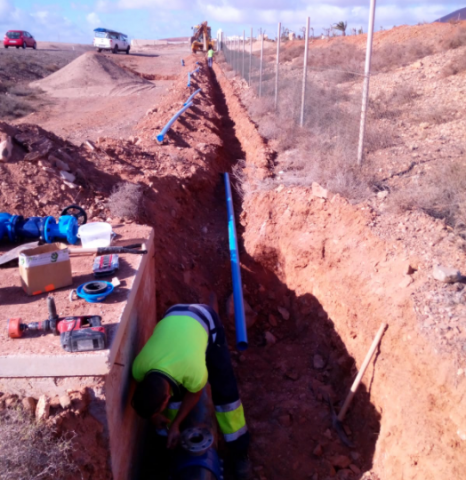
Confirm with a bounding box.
[7,296,106,353]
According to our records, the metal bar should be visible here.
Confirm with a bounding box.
[242,30,245,79]
[184,88,202,106]
[274,22,281,109]
[249,27,252,86]
[357,0,377,165]
[300,17,310,127]
[223,173,248,351]
[156,102,193,144]
[259,33,264,97]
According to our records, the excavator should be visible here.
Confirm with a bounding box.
[190,21,216,53]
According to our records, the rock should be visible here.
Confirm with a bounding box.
[278,414,292,427]
[60,170,76,183]
[24,152,43,162]
[59,393,72,409]
[58,149,73,163]
[312,182,328,199]
[349,464,361,474]
[336,469,352,479]
[399,275,413,288]
[63,181,77,189]
[5,395,18,408]
[313,354,325,369]
[313,444,323,456]
[323,428,332,439]
[377,190,388,200]
[322,460,336,477]
[268,314,278,326]
[72,387,90,414]
[285,370,300,381]
[350,452,360,461]
[265,331,277,345]
[226,294,258,329]
[433,265,461,283]
[420,122,430,129]
[42,166,55,174]
[22,397,37,415]
[36,395,50,421]
[329,455,352,469]
[50,155,70,171]
[0,133,13,162]
[277,307,290,320]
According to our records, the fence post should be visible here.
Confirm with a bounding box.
[242,30,245,79]
[357,0,376,165]
[259,33,264,97]
[249,27,253,86]
[274,22,281,109]
[300,17,310,127]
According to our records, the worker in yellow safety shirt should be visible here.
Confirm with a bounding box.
[132,304,250,479]
[207,47,214,67]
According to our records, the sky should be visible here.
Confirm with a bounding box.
[0,0,464,43]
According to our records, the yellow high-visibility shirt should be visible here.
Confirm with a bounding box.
[132,315,208,393]
[208,49,214,58]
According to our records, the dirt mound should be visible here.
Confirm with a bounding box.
[31,52,155,98]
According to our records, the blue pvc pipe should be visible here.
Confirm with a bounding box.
[184,88,201,106]
[156,102,193,144]
[187,72,191,87]
[223,173,248,351]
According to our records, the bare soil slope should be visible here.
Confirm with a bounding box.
[31,51,155,98]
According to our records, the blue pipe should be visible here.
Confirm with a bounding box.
[187,72,191,87]
[184,88,201,106]
[156,102,193,144]
[223,173,248,351]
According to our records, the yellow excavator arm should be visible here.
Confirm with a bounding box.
[191,21,216,53]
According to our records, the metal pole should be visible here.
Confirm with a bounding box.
[259,33,264,97]
[274,22,281,109]
[249,27,252,86]
[300,17,310,127]
[242,30,245,79]
[357,0,376,165]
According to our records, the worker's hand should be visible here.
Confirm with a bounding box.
[152,414,170,431]
[167,422,181,449]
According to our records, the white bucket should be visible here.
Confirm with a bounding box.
[78,222,112,248]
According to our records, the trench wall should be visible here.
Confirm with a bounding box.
[213,63,466,479]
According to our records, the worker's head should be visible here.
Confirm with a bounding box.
[132,372,171,419]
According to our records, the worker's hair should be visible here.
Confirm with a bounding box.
[132,372,169,419]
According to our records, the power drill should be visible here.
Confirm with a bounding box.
[7,296,106,353]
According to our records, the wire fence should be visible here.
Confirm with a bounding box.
[220,34,376,197]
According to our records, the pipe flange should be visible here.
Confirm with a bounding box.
[180,427,213,455]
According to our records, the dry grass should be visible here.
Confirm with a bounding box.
[0,82,43,119]
[107,182,143,219]
[0,408,78,480]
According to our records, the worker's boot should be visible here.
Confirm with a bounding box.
[232,452,251,480]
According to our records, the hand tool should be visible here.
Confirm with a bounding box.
[7,296,106,352]
[0,243,147,268]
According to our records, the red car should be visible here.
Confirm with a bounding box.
[3,30,37,49]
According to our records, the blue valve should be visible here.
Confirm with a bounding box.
[0,205,86,244]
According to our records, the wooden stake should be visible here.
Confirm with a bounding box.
[338,322,387,421]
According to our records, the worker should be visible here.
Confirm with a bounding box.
[207,46,214,67]
[132,303,250,479]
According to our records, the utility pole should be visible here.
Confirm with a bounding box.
[274,22,281,109]
[357,0,377,165]
[300,17,310,127]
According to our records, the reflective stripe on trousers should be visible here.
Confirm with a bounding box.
[215,400,248,442]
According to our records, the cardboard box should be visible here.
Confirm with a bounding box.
[19,243,72,296]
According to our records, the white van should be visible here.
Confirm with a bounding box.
[93,28,130,54]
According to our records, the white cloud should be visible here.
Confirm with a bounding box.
[86,11,101,27]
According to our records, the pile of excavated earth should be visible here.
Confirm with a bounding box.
[0,22,465,480]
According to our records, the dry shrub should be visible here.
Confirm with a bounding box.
[440,27,466,50]
[388,161,466,226]
[441,55,466,77]
[0,408,78,480]
[0,94,35,118]
[372,40,434,72]
[107,182,142,219]
[281,44,305,62]
[413,105,453,125]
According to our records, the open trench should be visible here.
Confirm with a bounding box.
[133,59,381,480]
